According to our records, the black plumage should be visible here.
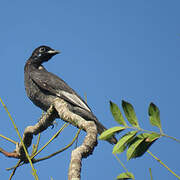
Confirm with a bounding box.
[24,45,117,144]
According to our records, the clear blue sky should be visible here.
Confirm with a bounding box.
[0,1,180,179]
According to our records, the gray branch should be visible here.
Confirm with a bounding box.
[2,98,98,180]
[54,99,98,180]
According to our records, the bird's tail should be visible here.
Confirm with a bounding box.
[96,121,117,145]
[71,107,117,144]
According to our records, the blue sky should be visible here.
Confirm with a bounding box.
[0,0,180,179]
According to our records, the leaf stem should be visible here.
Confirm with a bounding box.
[0,97,39,180]
[0,134,17,144]
[149,168,153,180]
[33,129,81,163]
[31,123,69,159]
[161,134,180,143]
[147,150,180,179]
[114,154,132,176]
[9,160,21,180]
[127,126,180,143]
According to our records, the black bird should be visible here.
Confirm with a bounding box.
[24,45,117,144]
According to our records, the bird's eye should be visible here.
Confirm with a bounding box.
[39,47,46,53]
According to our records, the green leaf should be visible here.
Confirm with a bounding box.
[145,133,161,142]
[99,126,126,140]
[127,133,159,160]
[113,131,138,154]
[148,103,162,131]
[117,172,134,180]
[127,133,149,160]
[122,100,139,127]
[110,101,127,126]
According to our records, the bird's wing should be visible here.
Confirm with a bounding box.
[29,67,91,112]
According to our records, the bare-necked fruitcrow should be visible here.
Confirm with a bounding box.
[24,45,117,144]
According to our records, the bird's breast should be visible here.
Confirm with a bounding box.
[24,72,55,112]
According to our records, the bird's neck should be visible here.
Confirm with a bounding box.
[28,57,43,68]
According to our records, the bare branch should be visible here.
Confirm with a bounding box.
[1,98,98,180]
[53,99,98,180]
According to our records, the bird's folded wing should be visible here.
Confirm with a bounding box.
[30,69,91,112]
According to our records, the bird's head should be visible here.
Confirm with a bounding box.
[31,45,60,64]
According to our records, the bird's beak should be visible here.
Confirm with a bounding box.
[47,50,61,55]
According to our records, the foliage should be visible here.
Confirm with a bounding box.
[99,100,180,180]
